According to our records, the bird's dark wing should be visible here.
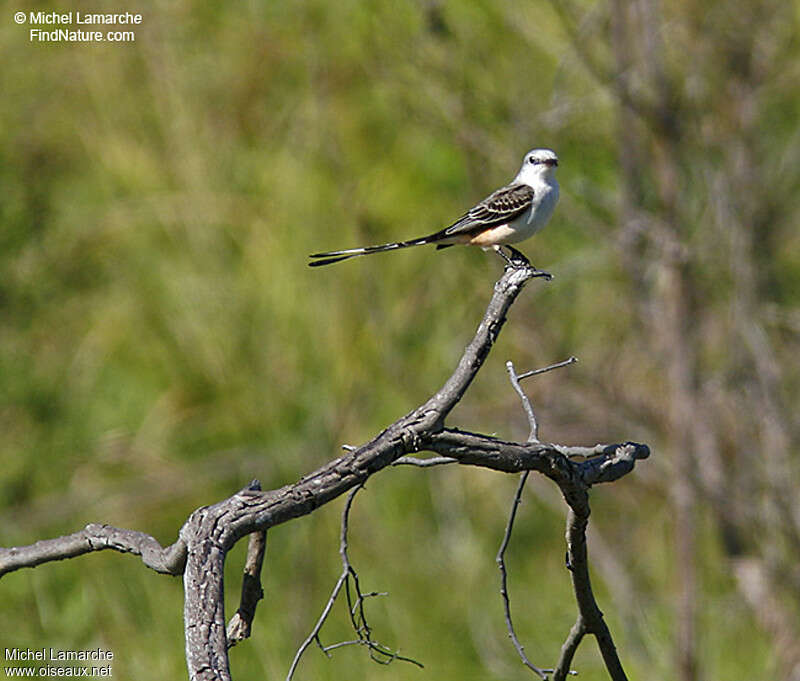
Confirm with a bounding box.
[443,183,535,236]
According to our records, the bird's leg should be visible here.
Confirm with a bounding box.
[493,245,515,266]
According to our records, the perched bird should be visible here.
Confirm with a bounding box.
[308,148,559,267]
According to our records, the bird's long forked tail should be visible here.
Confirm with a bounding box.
[308,235,438,267]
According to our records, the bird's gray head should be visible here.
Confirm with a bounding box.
[515,148,559,185]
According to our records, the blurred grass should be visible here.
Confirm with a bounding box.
[0,0,794,678]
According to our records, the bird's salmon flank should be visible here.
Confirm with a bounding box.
[309,148,559,267]
[468,224,519,247]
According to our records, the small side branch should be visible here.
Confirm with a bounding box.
[553,618,586,680]
[506,356,577,443]
[507,363,540,442]
[227,482,268,649]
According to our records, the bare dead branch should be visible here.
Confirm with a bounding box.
[424,430,648,491]
[0,262,650,681]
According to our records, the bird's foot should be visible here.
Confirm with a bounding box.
[497,246,552,280]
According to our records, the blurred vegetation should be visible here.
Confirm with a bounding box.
[1,0,799,679]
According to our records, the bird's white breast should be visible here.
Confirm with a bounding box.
[529,181,558,229]
[503,180,558,244]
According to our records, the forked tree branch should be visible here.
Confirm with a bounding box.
[0,261,649,681]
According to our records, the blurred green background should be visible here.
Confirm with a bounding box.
[2,0,799,679]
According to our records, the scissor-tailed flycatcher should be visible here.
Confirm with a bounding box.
[309,148,559,267]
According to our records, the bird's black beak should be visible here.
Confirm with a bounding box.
[545,159,558,167]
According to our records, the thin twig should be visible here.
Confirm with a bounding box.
[506,362,540,442]
[286,570,348,678]
[517,356,578,381]
[496,472,551,680]
[287,484,423,680]
[320,639,424,667]
[507,357,578,443]
[339,494,422,668]
[286,487,363,681]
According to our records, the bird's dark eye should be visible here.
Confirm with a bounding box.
[528,157,537,164]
